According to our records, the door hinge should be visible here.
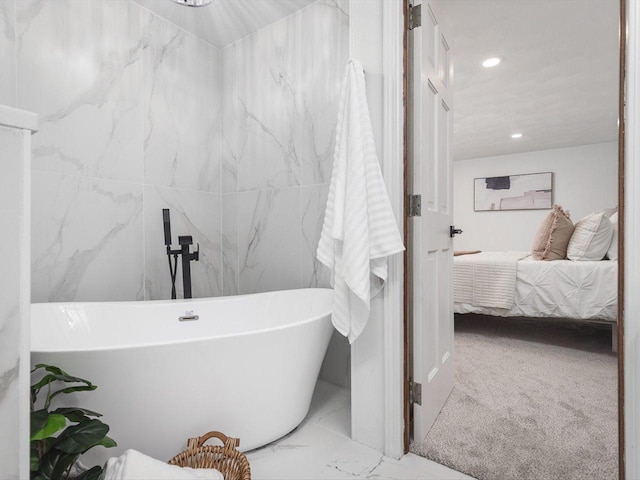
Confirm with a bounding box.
[410,381,422,405]
[409,4,422,30]
[408,194,422,217]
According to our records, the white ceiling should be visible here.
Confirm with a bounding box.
[134,0,316,48]
[433,0,620,161]
[137,0,619,161]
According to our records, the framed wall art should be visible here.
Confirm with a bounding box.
[474,172,553,211]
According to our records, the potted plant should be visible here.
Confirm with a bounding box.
[30,363,117,480]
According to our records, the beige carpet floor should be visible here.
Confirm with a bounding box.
[410,314,618,480]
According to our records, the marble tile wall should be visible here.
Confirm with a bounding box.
[0,1,15,107]
[221,0,349,295]
[15,0,347,304]
[12,0,223,302]
[0,125,25,479]
[7,0,348,382]
[220,0,350,388]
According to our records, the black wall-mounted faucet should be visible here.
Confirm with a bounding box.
[162,209,200,299]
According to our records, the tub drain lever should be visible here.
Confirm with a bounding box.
[179,311,199,322]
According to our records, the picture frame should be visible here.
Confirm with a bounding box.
[474,172,553,212]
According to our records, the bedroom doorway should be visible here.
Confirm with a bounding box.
[404,0,624,479]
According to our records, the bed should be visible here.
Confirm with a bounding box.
[453,251,618,349]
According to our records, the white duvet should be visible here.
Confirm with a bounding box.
[453,251,529,309]
[454,254,618,322]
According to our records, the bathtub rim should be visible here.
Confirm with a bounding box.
[31,288,334,354]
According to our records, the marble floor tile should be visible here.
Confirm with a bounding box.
[304,380,351,438]
[245,380,473,480]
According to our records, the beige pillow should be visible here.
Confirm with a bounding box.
[531,205,574,261]
[567,212,613,261]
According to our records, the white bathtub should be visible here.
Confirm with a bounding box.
[31,288,334,465]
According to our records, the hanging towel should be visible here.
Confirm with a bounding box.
[317,59,405,344]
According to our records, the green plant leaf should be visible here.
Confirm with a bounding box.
[31,364,97,409]
[32,364,78,378]
[53,419,109,454]
[47,385,97,406]
[97,435,117,448]
[30,451,40,472]
[75,466,103,480]
[31,370,93,394]
[31,437,55,469]
[35,448,64,480]
[30,412,66,441]
[53,407,103,423]
[50,450,79,480]
[31,409,50,437]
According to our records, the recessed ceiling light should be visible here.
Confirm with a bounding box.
[511,133,523,139]
[482,57,502,68]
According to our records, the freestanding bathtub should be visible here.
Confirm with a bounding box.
[31,288,334,466]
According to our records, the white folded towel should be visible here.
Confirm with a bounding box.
[317,58,404,344]
[102,449,224,480]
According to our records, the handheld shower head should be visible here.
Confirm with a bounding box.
[162,209,172,247]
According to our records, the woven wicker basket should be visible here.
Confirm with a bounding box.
[168,431,251,480]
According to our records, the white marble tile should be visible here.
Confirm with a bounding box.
[142,9,221,193]
[221,193,239,296]
[220,51,239,194]
[297,0,349,186]
[221,0,348,193]
[31,171,144,302]
[246,423,352,480]
[0,126,22,478]
[237,187,302,294]
[245,380,470,480]
[221,32,301,192]
[304,377,351,438]
[144,186,222,300]
[16,0,143,183]
[313,439,389,479]
[0,0,16,108]
[301,184,331,288]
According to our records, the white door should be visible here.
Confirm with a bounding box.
[408,0,455,442]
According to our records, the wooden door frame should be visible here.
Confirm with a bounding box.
[402,1,628,475]
[617,2,626,479]
[402,0,412,453]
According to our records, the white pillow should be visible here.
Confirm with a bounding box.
[567,212,613,261]
[607,212,619,261]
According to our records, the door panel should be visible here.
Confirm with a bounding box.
[409,0,455,442]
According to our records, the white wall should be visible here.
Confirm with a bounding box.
[453,142,618,252]
[625,1,640,477]
[0,109,36,480]
[349,0,386,453]
[349,0,405,458]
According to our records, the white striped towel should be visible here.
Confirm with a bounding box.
[317,59,405,344]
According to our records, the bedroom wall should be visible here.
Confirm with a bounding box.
[453,142,618,252]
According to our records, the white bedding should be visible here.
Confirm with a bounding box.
[453,251,529,309]
[454,253,618,322]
